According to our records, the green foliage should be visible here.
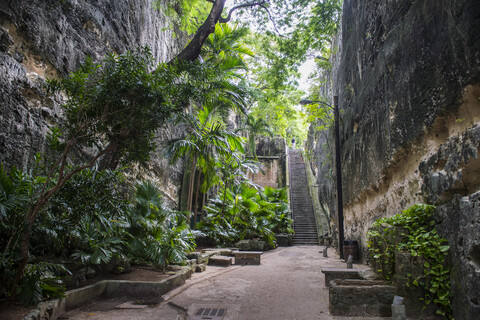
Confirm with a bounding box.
[127,181,197,269]
[0,162,197,305]
[15,262,69,306]
[367,204,453,318]
[198,185,292,247]
[302,99,334,131]
[35,168,128,256]
[157,0,212,35]
[236,116,273,158]
[202,23,254,68]
[48,48,197,167]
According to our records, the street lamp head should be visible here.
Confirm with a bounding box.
[299,99,315,105]
[299,99,332,108]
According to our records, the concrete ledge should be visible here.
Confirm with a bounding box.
[329,279,395,317]
[233,251,263,265]
[208,255,233,267]
[105,266,192,297]
[22,266,192,320]
[202,248,236,257]
[321,268,363,287]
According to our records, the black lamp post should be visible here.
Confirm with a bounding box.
[300,96,344,259]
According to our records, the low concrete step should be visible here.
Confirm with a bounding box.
[208,255,233,267]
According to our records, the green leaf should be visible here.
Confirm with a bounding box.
[439,245,450,252]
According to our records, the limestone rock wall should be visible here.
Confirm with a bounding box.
[0,0,186,208]
[306,0,480,317]
[248,136,287,188]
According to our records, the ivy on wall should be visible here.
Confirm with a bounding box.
[367,204,453,318]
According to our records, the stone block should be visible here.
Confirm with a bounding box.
[187,252,210,264]
[250,240,266,251]
[329,279,395,317]
[276,233,293,246]
[236,240,251,251]
[208,255,233,267]
[186,252,200,260]
[195,264,206,273]
[197,253,210,264]
[321,268,363,287]
[233,251,263,265]
[202,248,233,257]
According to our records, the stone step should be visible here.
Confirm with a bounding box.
[292,241,319,245]
[289,150,318,247]
[208,255,233,267]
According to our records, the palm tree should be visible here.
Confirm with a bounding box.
[201,23,254,68]
[166,108,245,226]
[237,116,273,159]
[167,23,254,226]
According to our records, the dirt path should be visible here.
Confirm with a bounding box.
[63,246,384,320]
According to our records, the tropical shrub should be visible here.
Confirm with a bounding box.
[126,181,197,270]
[0,164,48,305]
[367,204,452,318]
[0,163,198,305]
[198,184,292,247]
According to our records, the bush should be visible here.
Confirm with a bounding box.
[367,204,452,318]
[198,185,293,247]
[126,181,197,269]
[0,164,197,305]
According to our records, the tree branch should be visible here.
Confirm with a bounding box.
[172,0,273,62]
[259,4,281,35]
[219,1,268,23]
[173,0,227,62]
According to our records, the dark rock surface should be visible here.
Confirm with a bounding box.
[329,279,395,317]
[255,136,286,157]
[0,0,186,208]
[436,192,480,320]
[338,0,480,203]
[306,0,480,318]
[252,136,287,188]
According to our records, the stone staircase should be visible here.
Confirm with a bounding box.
[289,149,318,245]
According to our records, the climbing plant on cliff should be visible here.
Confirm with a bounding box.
[367,204,453,318]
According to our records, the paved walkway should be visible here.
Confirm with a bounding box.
[63,246,384,320]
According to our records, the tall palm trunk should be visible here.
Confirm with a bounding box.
[186,156,197,225]
[193,171,202,228]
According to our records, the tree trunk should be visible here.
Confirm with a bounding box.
[11,145,111,296]
[201,192,206,220]
[187,156,197,225]
[173,0,227,62]
[193,171,202,228]
[221,182,228,215]
[98,144,120,170]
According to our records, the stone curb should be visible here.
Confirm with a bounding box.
[21,266,193,320]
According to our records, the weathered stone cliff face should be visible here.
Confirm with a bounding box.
[0,0,186,208]
[251,136,287,188]
[306,0,480,317]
